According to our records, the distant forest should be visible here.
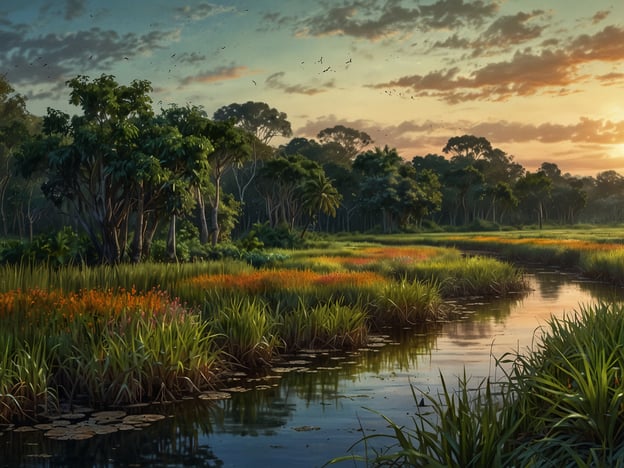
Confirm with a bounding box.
[2,74,623,263]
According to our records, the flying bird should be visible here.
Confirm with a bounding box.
[252,80,256,86]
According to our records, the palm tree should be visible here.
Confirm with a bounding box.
[300,173,342,238]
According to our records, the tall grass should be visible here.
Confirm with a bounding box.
[279,300,368,351]
[332,302,624,467]
[370,278,443,326]
[0,287,221,420]
[208,297,281,368]
[503,302,624,465]
[396,256,526,297]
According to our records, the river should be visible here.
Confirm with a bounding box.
[4,267,623,467]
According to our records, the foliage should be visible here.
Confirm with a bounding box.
[0,226,92,266]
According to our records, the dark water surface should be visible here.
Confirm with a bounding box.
[4,268,624,467]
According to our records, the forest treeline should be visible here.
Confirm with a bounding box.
[1,74,622,263]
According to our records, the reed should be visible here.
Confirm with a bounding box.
[0,287,221,418]
[330,372,522,467]
[332,302,624,466]
[279,300,368,350]
[502,302,624,465]
[370,278,442,326]
[208,297,281,368]
[397,256,526,297]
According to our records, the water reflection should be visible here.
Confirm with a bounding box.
[5,269,624,467]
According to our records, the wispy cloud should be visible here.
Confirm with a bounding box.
[174,2,235,21]
[265,0,500,40]
[179,65,249,86]
[369,25,624,103]
[265,72,333,95]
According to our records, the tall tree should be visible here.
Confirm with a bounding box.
[16,75,212,264]
[0,77,38,237]
[214,102,292,226]
[442,134,493,161]
[300,172,342,237]
[515,171,552,229]
[203,119,252,245]
[317,125,373,161]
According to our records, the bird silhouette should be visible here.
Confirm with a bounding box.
[252,80,257,86]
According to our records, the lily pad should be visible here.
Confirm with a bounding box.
[198,391,231,400]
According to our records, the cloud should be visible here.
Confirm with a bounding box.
[0,25,180,87]
[476,10,547,50]
[465,118,624,145]
[64,0,86,20]
[179,65,249,86]
[369,25,624,103]
[266,0,499,40]
[265,72,333,95]
[174,3,235,21]
[591,9,611,24]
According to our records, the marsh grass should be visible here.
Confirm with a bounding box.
[279,300,368,351]
[396,256,526,297]
[208,297,281,368]
[333,301,624,467]
[579,249,624,284]
[0,261,252,294]
[0,335,58,423]
[331,372,522,467]
[370,278,443,326]
[500,302,624,465]
[0,287,221,420]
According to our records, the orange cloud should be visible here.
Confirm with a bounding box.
[179,66,248,86]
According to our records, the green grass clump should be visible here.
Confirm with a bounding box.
[332,301,624,467]
[505,302,624,465]
[279,300,368,351]
[399,256,526,297]
[208,297,282,368]
[370,278,443,326]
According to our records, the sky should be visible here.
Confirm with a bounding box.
[2,0,624,177]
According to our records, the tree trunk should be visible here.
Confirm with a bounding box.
[197,187,210,245]
[210,177,221,246]
[167,214,177,262]
[130,185,144,263]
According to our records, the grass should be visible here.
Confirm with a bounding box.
[0,239,528,423]
[331,301,624,467]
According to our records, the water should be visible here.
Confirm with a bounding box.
[4,268,624,467]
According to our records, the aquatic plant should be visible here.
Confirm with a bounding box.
[208,297,281,368]
[279,300,368,350]
[333,301,624,467]
[370,278,442,326]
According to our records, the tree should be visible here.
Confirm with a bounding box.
[16,75,212,264]
[317,125,373,161]
[442,134,493,161]
[353,146,441,232]
[256,154,324,230]
[515,171,552,229]
[0,77,38,237]
[203,119,252,245]
[155,105,213,261]
[214,102,292,227]
[300,172,342,237]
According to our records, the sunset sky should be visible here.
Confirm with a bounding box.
[2,0,624,177]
